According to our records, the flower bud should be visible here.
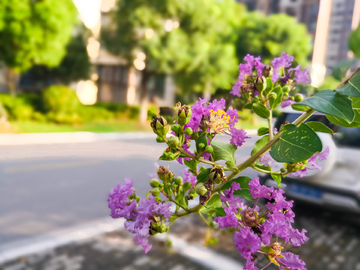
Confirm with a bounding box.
[262,65,273,78]
[204,145,214,153]
[198,142,205,149]
[151,117,169,137]
[157,166,174,182]
[294,93,303,102]
[282,86,291,93]
[184,127,193,135]
[156,135,166,143]
[255,76,267,92]
[199,166,207,172]
[280,168,287,173]
[290,96,295,101]
[174,176,183,186]
[171,124,181,133]
[151,188,160,196]
[177,105,192,126]
[300,163,307,170]
[269,92,277,102]
[150,178,160,187]
[209,167,226,183]
[195,183,208,196]
[167,136,180,148]
[135,195,141,202]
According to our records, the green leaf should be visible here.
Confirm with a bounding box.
[269,86,283,109]
[163,183,173,198]
[196,133,208,152]
[336,69,360,97]
[221,176,254,201]
[184,159,198,174]
[270,124,322,163]
[251,135,269,155]
[211,139,237,168]
[291,104,309,112]
[201,207,226,217]
[244,103,253,110]
[175,191,188,209]
[182,182,192,193]
[253,103,270,119]
[205,194,222,209]
[298,90,354,123]
[349,24,360,58]
[306,122,333,135]
[271,173,282,188]
[326,96,360,127]
[196,168,210,184]
[257,127,269,136]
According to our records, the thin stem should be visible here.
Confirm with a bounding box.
[175,204,203,217]
[178,148,235,171]
[268,110,273,140]
[251,165,279,174]
[197,211,210,227]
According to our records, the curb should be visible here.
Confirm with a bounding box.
[0,216,244,270]
[0,130,258,146]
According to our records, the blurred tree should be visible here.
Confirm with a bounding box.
[349,24,360,59]
[235,13,312,65]
[0,0,78,95]
[101,0,243,123]
[24,33,91,86]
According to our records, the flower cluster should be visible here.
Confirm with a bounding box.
[231,53,310,107]
[108,178,172,253]
[215,178,307,270]
[105,51,342,270]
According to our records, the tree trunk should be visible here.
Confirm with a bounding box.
[6,68,17,96]
[139,69,150,125]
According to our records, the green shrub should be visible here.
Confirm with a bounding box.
[42,85,80,113]
[46,111,82,125]
[11,105,34,120]
[78,105,114,121]
[129,106,140,119]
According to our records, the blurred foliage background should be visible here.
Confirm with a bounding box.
[0,0,359,132]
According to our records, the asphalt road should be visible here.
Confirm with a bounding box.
[0,135,258,245]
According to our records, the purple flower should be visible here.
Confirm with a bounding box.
[259,152,275,167]
[108,178,136,219]
[249,177,273,199]
[234,227,261,260]
[180,168,197,187]
[231,54,265,97]
[119,193,172,254]
[289,228,309,247]
[289,64,311,84]
[230,127,250,147]
[279,252,307,270]
[271,52,294,82]
[214,205,240,229]
[281,100,297,108]
[289,146,330,178]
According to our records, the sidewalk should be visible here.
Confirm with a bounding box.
[0,216,246,270]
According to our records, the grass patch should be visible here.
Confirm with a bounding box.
[8,119,152,133]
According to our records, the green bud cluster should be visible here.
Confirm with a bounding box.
[151,117,169,137]
[176,104,192,126]
[209,167,226,183]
